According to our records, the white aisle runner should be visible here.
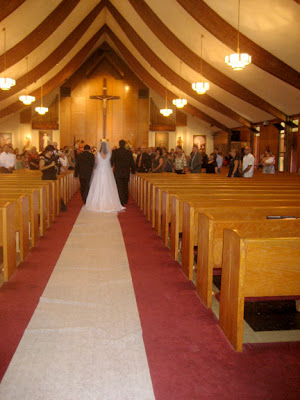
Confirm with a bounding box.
[0,208,155,400]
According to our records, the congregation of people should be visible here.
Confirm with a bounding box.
[0,139,278,179]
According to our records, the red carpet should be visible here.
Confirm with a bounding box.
[0,192,82,381]
[118,200,300,400]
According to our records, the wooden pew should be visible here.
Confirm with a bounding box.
[0,189,39,246]
[0,184,48,236]
[219,228,300,351]
[0,202,16,281]
[177,197,300,265]
[196,213,300,308]
[0,195,30,262]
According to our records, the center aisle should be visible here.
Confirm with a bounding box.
[0,208,155,400]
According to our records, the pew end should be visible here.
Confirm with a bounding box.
[219,229,300,352]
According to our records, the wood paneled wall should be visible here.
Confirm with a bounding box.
[60,44,149,148]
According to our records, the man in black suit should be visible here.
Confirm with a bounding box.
[75,144,95,203]
[135,146,152,172]
[111,140,135,206]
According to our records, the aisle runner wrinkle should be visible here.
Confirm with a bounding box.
[0,209,155,400]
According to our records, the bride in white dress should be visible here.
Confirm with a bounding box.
[85,141,124,213]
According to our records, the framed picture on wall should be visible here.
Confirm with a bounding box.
[155,132,169,149]
[39,131,53,151]
[193,135,206,151]
[0,133,12,147]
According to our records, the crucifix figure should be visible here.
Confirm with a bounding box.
[90,78,120,139]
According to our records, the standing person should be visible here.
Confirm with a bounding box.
[190,144,202,173]
[242,146,255,178]
[227,148,242,178]
[75,144,95,203]
[174,146,187,174]
[86,142,124,212]
[214,148,223,173]
[111,139,135,206]
[59,151,69,173]
[39,145,58,180]
[152,147,164,173]
[165,153,173,172]
[136,146,151,172]
[201,150,208,170]
[67,147,76,170]
[206,153,218,173]
[0,144,16,173]
[262,151,275,174]
[28,147,40,170]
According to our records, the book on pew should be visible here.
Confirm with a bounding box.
[266,216,299,219]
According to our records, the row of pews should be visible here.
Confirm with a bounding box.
[0,169,79,282]
[130,172,300,351]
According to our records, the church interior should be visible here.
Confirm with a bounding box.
[0,1,299,399]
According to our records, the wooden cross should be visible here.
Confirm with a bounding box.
[90,78,120,139]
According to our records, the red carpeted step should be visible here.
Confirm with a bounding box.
[0,192,82,381]
[118,200,300,400]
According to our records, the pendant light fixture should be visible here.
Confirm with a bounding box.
[192,34,209,95]
[173,61,187,108]
[0,28,16,90]
[225,0,251,70]
[160,84,173,117]
[35,81,48,115]
[19,57,36,105]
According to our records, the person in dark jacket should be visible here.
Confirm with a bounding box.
[190,144,202,173]
[75,144,95,203]
[111,140,135,206]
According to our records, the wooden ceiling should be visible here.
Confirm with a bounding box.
[0,0,299,131]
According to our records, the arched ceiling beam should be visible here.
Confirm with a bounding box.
[0,0,26,22]
[107,1,251,127]
[0,0,80,72]
[0,0,107,101]
[128,0,286,121]
[176,0,300,89]
[0,25,107,119]
[105,26,229,131]
[0,24,229,131]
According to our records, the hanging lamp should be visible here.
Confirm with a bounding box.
[192,34,209,94]
[160,84,173,117]
[35,82,48,115]
[225,0,251,70]
[0,28,16,90]
[173,61,187,108]
[19,57,35,105]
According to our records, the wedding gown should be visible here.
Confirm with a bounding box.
[85,143,124,213]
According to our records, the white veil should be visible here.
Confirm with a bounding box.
[85,141,124,212]
[98,141,111,160]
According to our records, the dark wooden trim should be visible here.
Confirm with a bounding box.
[32,122,59,130]
[128,0,286,121]
[0,0,80,71]
[176,0,300,89]
[0,26,107,119]
[0,0,106,101]
[0,0,26,22]
[107,1,251,128]
[150,125,176,132]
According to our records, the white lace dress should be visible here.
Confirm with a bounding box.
[85,149,124,213]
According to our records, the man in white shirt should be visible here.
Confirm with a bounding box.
[0,145,16,173]
[242,146,255,178]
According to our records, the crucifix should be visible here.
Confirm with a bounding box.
[90,78,120,139]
